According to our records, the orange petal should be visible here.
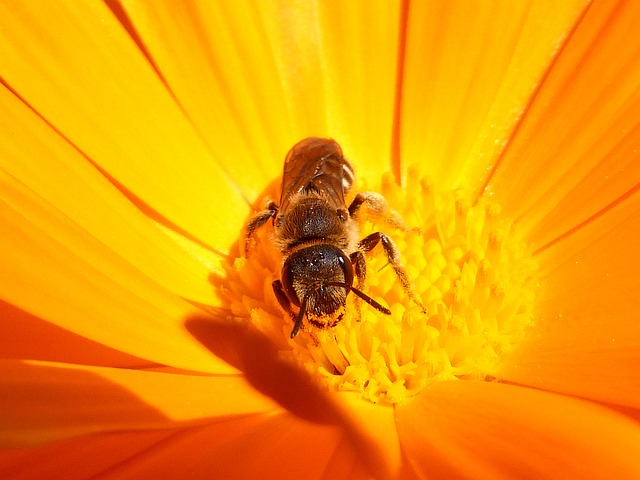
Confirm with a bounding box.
[497,187,640,408]
[5,413,352,480]
[186,320,398,479]
[0,1,247,251]
[0,360,279,448]
[0,429,178,480]
[333,392,400,480]
[396,380,640,479]
[116,412,350,479]
[0,178,236,372]
[319,436,372,480]
[0,300,150,368]
[117,0,402,186]
[399,0,589,189]
[0,417,379,480]
[185,319,344,421]
[486,0,640,248]
[0,84,230,300]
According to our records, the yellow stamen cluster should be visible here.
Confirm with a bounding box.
[222,169,536,404]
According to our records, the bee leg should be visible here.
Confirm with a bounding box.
[244,201,278,256]
[358,232,426,313]
[348,192,416,232]
[272,280,301,337]
[272,280,295,318]
[349,251,367,320]
[350,250,367,288]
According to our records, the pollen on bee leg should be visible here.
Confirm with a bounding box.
[220,168,537,405]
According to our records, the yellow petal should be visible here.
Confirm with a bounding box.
[0,84,228,300]
[0,1,247,251]
[486,0,640,249]
[497,186,640,408]
[399,0,588,189]
[396,380,640,479]
[117,0,402,186]
[0,360,279,448]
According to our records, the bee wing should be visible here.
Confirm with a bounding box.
[280,138,354,212]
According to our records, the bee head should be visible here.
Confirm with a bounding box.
[281,244,353,317]
[281,244,391,338]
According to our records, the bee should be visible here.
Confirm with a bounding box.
[245,137,424,338]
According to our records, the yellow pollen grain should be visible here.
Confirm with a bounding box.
[221,167,537,404]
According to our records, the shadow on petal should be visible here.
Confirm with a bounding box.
[0,300,152,368]
[185,316,338,425]
[0,361,179,448]
[185,316,403,479]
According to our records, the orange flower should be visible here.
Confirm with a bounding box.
[1,1,640,479]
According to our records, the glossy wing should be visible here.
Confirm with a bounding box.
[279,138,354,213]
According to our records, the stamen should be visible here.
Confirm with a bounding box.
[221,168,537,404]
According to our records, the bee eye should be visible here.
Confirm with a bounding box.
[338,252,354,287]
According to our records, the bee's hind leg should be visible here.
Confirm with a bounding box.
[348,192,415,232]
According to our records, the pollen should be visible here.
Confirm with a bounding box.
[221,168,537,405]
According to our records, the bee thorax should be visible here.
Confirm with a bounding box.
[276,197,351,250]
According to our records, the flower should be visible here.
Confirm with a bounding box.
[1,0,640,479]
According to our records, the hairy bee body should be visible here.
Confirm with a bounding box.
[245,137,422,338]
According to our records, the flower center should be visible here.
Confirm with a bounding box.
[222,168,536,404]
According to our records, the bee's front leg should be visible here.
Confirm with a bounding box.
[272,279,295,317]
[273,280,305,338]
[244,200,278,256]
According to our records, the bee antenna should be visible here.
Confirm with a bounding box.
[326,282,391,315]
[290,293,309,339]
